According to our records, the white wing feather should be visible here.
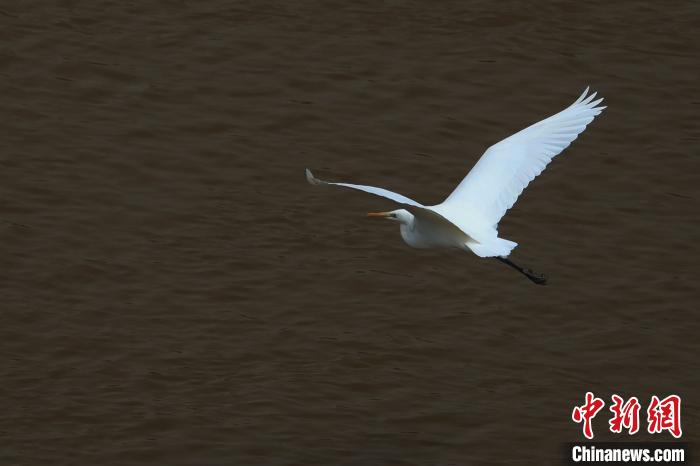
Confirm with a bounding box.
[305,168,424,208]
[438,87,606,229]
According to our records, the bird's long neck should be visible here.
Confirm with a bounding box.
[401,212,416,229]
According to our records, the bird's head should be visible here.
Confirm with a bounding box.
[366,209,412,224]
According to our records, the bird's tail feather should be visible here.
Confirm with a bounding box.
[467,238,518,258]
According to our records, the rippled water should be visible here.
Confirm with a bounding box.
[1,1,698,464]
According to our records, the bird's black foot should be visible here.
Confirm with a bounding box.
[496,257,548,285]
[523,268,547,285]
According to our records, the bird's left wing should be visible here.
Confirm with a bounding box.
[438,87,606,229]
[305,169,424,208]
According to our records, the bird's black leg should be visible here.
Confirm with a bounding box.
[496,257,547,285]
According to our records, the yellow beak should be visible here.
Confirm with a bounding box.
[367,211,391,218]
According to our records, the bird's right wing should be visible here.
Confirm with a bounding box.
[306,169,485,242]
[438,88,606,229]
[305,169,425,208]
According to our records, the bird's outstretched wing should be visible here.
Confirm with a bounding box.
[305,169,424,208]
[306,169,480,242]
[438,87,606,228]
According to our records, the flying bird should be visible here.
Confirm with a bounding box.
[306,88,605,285]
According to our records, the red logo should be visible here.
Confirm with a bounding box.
[609,394,641,434]
[647,395,682,438]
[572,393,682,439]
[572,392,605,439]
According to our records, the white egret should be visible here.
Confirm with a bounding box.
[306,88,605,285]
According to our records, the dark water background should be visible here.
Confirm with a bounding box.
[1,1,698,464]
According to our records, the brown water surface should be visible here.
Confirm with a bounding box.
[1,1,698,464]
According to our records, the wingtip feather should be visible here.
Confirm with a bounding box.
[305,168,322,186]
[582,91,598,105]
[574,86,590,105]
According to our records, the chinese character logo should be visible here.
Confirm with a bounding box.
[572,392,605,439]
[609,394,641,435]
[572,393,682,439]
[647,395,682,438]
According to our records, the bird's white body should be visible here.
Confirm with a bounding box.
[399,212,471,249]
[307,88,605,259]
